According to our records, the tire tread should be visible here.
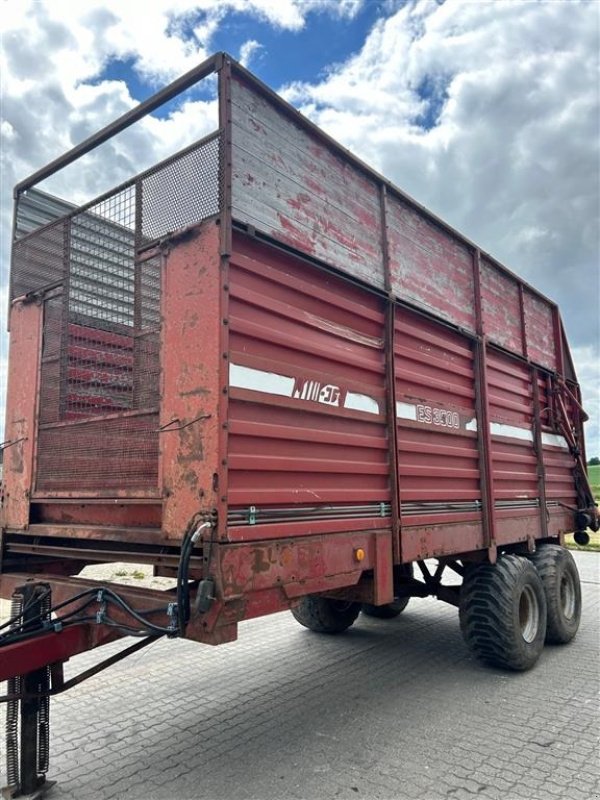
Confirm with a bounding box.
[459,555,547,671]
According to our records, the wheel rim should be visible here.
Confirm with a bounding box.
[560,572,577,620]
[519,585,540,643]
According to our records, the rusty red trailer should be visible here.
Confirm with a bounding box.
[1,53,597,797]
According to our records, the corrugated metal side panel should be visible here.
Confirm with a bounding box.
[480,257,523,353]
[386,194,476,333]
[15,188,74,238]
[394,308,481,505]
[10,218,66,301]
[227,235,389,510]
[230,75,385,290]
[487,351,538,501]
[536,375,577,504]
[524,290,556,370]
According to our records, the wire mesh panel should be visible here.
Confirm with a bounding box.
[65,186,138,420]
[141,133,220,242]
[9,133,221,494]
[36,414,160,492]
[38,294,63,426]
[10,220,67,301]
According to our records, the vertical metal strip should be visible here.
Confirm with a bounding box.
[29,297,44,499]
[379,185,401,564]
[552,306,564,376]
[518,282,528,359]
[59,219,72,421]
[574,383,587,468]
[7,194,20,328]
[472,249,497,560]
[218,56,233,259]
[218,56,233,541]
[133,178,143,408]
[531,367,549,539]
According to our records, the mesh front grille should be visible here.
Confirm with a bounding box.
[10,132,221,493]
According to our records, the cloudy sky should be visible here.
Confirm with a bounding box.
[1,0,598,454]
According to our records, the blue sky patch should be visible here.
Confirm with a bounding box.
[415,75,448,130]
[211,2,385,86]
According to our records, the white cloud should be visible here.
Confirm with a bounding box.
[239,39,264,68]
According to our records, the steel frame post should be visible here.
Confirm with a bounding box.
[217,55,233,542]
[531,368,549,540]
[472,249,497,561]
[379,185,401,564]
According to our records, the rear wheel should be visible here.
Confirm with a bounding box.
[529,544,581,644]
[459,554,547,671]
[291,596,361,634]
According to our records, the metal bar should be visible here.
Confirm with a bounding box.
[0,572,180,614]
[472,249,497,559]
[218,55,233,542]
[4,542,202,569]
[219,55,233,257]
[552,306,565,376]
[531,367,549,539]
[0,624,103,682]
[379,186,401,564]
[559,379,589,420]
[133,178,143,409]
[14,53,220,196]
[574,382,588,467]
[518,282,528,358]
[555,392,595,507]
[1,636,160,703]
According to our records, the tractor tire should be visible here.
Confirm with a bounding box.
[529,544,581,644]
[361,596,410,619]
[291,596,361,634]
[459,554,547,671]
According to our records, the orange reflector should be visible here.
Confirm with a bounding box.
[354,548,366,562]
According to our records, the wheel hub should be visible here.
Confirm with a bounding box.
[560,573,576,620]
[519,584,540,643]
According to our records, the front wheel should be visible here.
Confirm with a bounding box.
[291,596,361,634]
[459,555,547,671]
[529,544,581,644]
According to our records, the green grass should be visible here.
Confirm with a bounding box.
[565,531,600,552]
[587,464,600,499]
[565,463,600,552]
